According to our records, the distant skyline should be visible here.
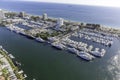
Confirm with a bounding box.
[2,0,120,7]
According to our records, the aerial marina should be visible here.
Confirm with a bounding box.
[0,9,120,62]
[0,0,120,80]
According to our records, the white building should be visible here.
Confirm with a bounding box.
[57,18,63,26]
[19,11,25,18]
[55,18,64,30]
[43,13,48,20]
[0,9,5,23]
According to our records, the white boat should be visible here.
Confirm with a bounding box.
[95,48,99,51]
[13,29,19,33]
[48,37,58,42]
[8,54,15,59]
[90,51,101,57]
[87,45,93,52]
[19,31,27,36]
[18,70,24,74]
[90,49,106,57]
[100,49,106,56]
[35,37,45,42]
[51,42,66,50]
[0,45,3,49]
[67,47,79,54]
[2,49,8,53]
[78,46,87,51]
[23,74,27,78]
[77,51,94,61]
[67,43,77,48]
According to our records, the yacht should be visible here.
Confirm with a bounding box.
[19,31,27,36]
[67,47,79,54]
[51,42,66,50]
[35,37,45,42]
[8,54,15,59]
[78,46,87,51]
[87,45,93,52]
[77,51,94,61]
[100,49,106,57]
[90,48,106,57]
[0,45,3,49]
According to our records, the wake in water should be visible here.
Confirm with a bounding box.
[107,50,120,80]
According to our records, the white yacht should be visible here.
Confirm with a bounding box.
[51,42,66,50]
[78,46,87,51]
[8,54,15,59]
[90,48,106,57]
[19,31,27,36]
[0,45,3,49]
[35,37,45,42]
[67,47,79,54]
[100,49,106,57]
[87,45,93,52]
[77,51,94,61]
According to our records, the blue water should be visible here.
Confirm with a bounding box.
[0,1,120,28]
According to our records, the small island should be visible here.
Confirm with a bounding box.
[0,9,120,61]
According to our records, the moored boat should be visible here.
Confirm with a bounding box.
[35,37,45,42]
[51,42,66,50]
[90,48,106,57]
[77,51,94,61]
[67,47,79,54]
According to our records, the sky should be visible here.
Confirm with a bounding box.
[2,0,120,7]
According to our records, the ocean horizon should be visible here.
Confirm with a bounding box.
[0,1,120,29]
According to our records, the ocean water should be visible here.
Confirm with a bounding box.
[0,1,120,28]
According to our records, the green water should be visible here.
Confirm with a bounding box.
[0,26,120,80]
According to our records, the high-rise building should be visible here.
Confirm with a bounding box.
[19,11,25,18]
[43,13,48,20]
[0,9,5,23]
[55,18,64,30]
[57,18,64,26]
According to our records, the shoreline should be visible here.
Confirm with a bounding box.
[1,8,120,30]
[0,45,26,80]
